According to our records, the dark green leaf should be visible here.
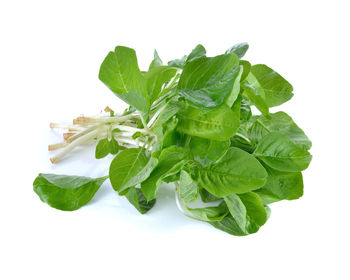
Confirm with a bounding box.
[248,111,312,150]
[254,132,312,172]
[193,147,267,197]
[185,44,206,64]
[189,136,230,167]
[141,146,189,201]
[177,54,240,108]
[33,174,108,211]
[255,167,304,204]
[109,148,158,193]
[239,60,251,81]
[177,104,239,141]
[125,187,156,214]
[242,81,269,115]
[199,188,222,203]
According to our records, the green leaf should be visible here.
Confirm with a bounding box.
[144,66,178,103]
[109,148,158,193]
[141,146,189,201]
[33,174,108,211]
[184,201,228,222]
[148,49,163,70]
[177,104,239,141]
[255,167,304,204]
[240,96,252,121]
[189,136,230,167]
[185,44,206,64]
[95,138,110,159]
[125,187,156,214]
[254,132,312,172]
[109,137,119,155]
[199,188,222,203]
[239,60,251,81]
[210,193,267,236]
[242,81,269,115]
[193,147,267,197]
[248,111,312,150]
[99,46,149,112]
[179,170,198,203]
[250,64,294,107]
[167,44,206,68]
[177,53,240,108]
[226,42,249,59]
[223,192,267,235]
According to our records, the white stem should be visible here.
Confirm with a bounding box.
[147,104,167,128]
[50,129,98,163]
[113,124,148,134]
[50,123,85,131]
[67,124,100,143]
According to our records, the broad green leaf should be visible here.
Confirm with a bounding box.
[125,187,156,214]
[248,111,312,150]
[177,53,240,108]
[242,81,269,115]
[255,166,303,204]
[99,46,149,112]
[224,192,267,235]
[141,146,189,201]
[226,42,249,59]
[95,138,110,159]
[144,66,178,103]
[189,136,230,167]
[109,148,158,193]
[33,174,108,211]
[193,147,267,197]
[179,170,198,203]
[152,99,183,129]
[209,214,247,236]
[148,49,163,70]
[254,132,312,172]
[250,64,294,107]
[177,104,239,141]
[184,201,228,222]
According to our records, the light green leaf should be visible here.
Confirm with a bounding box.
[95,138,110,159]
[141,146,189,201]
[242,81,269,115]
[109,137,119,155]
[239,60,251,81]
[226,42,249,59]
[250,64,294,107]
[109,148,158,193]
[177,53,240,108]
[254,132,312,172]
[99,46,149,112]
[199,188,222,203]
[144,66,178,103]
[185,44,206,64]
[179,170,198,203]
[125,187,156,214]
[184,201,228,222]
[148,49,163,70]
[177,104,239,141]
[33,174,108,211]
[193,147,267,197]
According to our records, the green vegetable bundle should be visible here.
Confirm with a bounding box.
[34,43,312,236]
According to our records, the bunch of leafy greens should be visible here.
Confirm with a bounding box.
[33,43,312,236]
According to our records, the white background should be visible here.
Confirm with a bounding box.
[1,0,349,279]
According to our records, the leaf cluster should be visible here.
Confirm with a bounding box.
[34,43,312,236]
